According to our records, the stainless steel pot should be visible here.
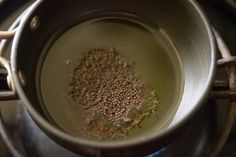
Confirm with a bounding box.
[0,0,216,156]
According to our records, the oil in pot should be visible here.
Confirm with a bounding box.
[36,12,184,141]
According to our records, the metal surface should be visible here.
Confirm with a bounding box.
[0,29,15,39]
[0,113,23,157]
[217,57,236,67]
[0,1,34,156]
[0,0,236,157]
[9,0,216,156]
[209,29,236,157]
[199,1,236,156]
[13,101,218,157]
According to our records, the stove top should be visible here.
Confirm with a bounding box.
[0,0,236,157]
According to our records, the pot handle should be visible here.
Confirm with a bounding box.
[0,30,18,100]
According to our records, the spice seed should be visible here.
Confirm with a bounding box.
[68,48,159,140]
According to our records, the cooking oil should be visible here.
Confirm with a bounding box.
[36,12,184,141]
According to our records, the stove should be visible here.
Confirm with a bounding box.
[0,0,236,157]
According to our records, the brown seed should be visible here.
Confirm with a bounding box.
[68,48,159,140]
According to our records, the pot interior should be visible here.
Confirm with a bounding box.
[13,0,214,144]
[36,12,183,140]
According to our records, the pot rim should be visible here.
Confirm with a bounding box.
[10,0,216,149]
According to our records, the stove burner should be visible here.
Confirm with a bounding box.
[2,100,218,157]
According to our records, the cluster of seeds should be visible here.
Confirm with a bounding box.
[69,48,159,140]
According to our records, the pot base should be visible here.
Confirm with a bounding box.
[0,100,216,157]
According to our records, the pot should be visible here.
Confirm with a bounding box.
[0,0,215,156]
